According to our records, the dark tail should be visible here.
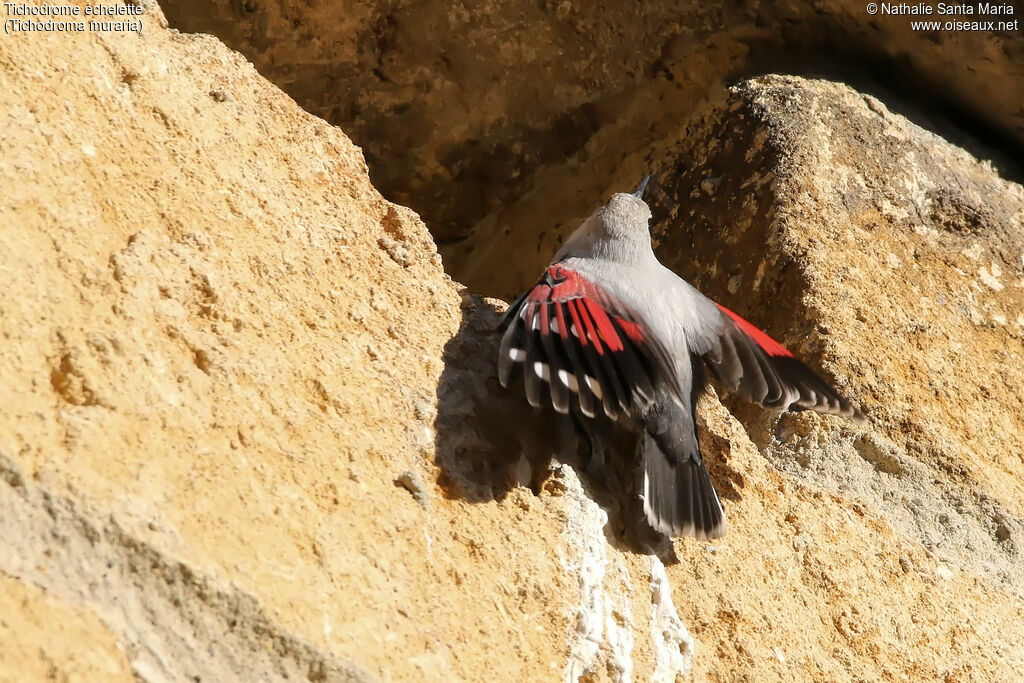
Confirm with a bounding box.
[640,374,725,539]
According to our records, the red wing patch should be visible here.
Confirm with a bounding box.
[708,304,865,422]
[498,264,679,418]
[715,304,794,358]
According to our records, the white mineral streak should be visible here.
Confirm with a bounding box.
[560,467,635,682]
[604,560,635,683]
[650,555,694,681]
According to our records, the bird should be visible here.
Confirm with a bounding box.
[497,177,864,540]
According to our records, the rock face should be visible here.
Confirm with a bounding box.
[1,4,675,681]
[645,76,1024,679]
[161,0,1024,262]
[2,4,1024,683]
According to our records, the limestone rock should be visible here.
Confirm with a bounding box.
[2,4,1023,683]
[466,74,1024,679]
[1,4,674,681]
[648,78,1024,678]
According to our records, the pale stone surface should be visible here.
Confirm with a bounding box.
[459,76,1024,678]
[2,5,1023,683]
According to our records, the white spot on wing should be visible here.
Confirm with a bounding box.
[533,362,550,381]
[558,369,579,391]
[508,348,525,362]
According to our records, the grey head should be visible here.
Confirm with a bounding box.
[556,186,654,262]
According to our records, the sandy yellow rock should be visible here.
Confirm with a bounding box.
[0,574,132,683]
[0,5,571,681]
[1,4,1023,683]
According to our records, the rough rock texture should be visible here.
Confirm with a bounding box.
[1,4,680,681]
[3,4,1024,683]
[161,0,1024,261]
[643,76,1024,680]
[650,77,1024,594]
[0,574,132,682]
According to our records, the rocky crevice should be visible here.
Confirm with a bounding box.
[161,0,1024,268]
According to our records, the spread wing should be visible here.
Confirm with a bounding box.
[498,263,682,419]
[706,304,865,423]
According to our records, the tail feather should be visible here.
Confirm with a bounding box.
[640,371,726,540]
[641,430,725,539]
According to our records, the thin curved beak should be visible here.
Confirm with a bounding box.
[632,175,651,199]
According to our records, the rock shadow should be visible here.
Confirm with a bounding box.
[432,292,569,505]
[433,290,746,561]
